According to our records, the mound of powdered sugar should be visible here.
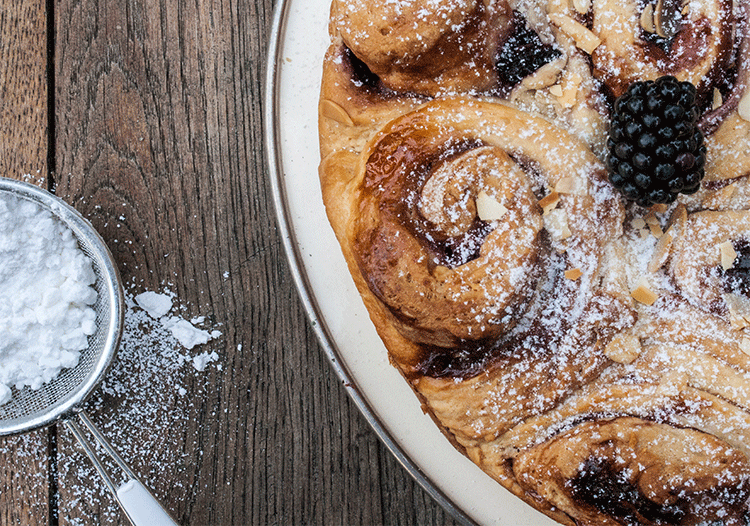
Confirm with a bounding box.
[134,290,222,355]
[0,192,98,405]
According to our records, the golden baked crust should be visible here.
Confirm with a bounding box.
[330,0,513,95]
[318,0,750,524]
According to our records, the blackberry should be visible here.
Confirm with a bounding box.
[496,12,562,86]
[606,76,706,207]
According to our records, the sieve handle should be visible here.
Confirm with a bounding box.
[117,479,180,526]
[65,411,181,526]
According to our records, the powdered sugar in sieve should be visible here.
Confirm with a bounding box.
[0,188,98,405]
[0,177,178,526]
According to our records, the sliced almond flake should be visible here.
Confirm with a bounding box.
[641,3,656,33]
[731,316,749,331]
[559,84,578,108]
[521,57,566,90]
[549,84,564,97]
[644,211,659,226]
[654,0,667,37]
[631,217,647,229]
[564,267,583,280]
[557,72,583,109]
[538,191,560,215]
[554,177,577,194]
[648,221,664,238]
[604,333,642,364]
[739,91,750,122]
[549,13,602,54]
[712,88,723,110]
[476,190,508,221]
[319,99,354,126]
[572,0,591,15]
[650,203,669,214]
[741,337,750,356]
[648,232,673,273]
[544,208,572,240]
[666,203,687,234]
[720,240,738,270]
[632,278,658,306]
[725,293,750,330]
[654,0,679,39]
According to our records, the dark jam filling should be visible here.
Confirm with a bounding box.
[418,339,501,379]
[700,62,738,115]
[568,456,686,525]
[418,218,494,268]
[724,239,750,297]
[398,139,490,269]
[415,307,563,379]
[416,328,548,379]
[496,12,562,86]
[640,0,683,53]
[343,46,386,92]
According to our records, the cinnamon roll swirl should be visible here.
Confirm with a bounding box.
[698,1,750,208]
[588,0,735,99]
[330,0,514,95]
[513,418,750,526]
[324,96,628,367]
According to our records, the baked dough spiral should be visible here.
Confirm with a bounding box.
[697,0,750,208]
[588,0,735,99]
[335,96,626,365]
[354,139,542,347]
[318,0,750,524]
[330,0,513,95]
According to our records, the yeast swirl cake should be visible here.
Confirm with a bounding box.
[317,0,750,524]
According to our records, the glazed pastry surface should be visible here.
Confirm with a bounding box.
[319,0,750,524]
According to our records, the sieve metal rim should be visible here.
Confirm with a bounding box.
[0,176,124,435]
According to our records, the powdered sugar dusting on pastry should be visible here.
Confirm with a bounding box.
[319,0,750,522]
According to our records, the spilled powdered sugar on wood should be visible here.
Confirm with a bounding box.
[54,285,223,523]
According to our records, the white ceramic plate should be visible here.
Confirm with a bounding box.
[265,1,559,524]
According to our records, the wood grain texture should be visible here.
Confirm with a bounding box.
[0,0,48,184]
[0,0,463,523]
[0,1,51,525]
[0,431,51,526]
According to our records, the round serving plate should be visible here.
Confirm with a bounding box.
[264,1,559,524]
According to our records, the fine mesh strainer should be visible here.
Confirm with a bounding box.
[0,177,178,526]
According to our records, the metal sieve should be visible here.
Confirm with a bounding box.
[0,177,178,526]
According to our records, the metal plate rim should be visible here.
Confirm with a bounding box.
[262,2,475,525]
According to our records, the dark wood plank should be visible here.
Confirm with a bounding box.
[0,1,52,525]
[0,0,48,185]
[51,0,463,524]
[0,432,51,526]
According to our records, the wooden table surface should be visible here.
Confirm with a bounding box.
[0,0,461,524]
